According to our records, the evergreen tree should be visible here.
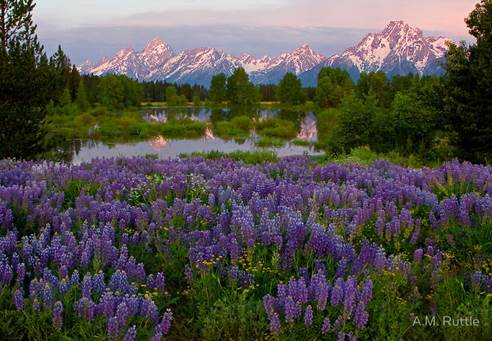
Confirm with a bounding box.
[226,67,260,106]
[277,72,306,105]
[209,73,227,105]
[0,0,58,158]
[442,0,492,163]
[75,79,90,111]
[165,85,179,106]
[69,65,81,101]
[59,88,72,107]
[50,45,72,102]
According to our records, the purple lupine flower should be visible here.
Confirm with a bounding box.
[92,272,106,294]
[115,302,130,331]
[337,331,346,341]
[32,298,40,312]
[149,332,163,341]
[13,289,25,311]
[42,283,54,309]
[99,291,117,318]
[82,273,92,298]
[263,294,275,317]
[410,219,421,244]
[109,270,136,295]
[155,308,173,335]
[336,258,348,278]
[284,296,301,323]
[360,279,373,306]
[310,271,329,311]
[304,305,313,326]
[331,278,344,307]
[59,265,69,279]
[296,278,309,304]
[472,271,482,289]
[76,297,95,320]
[277,283,288,300]
[184,265,193,284]
[413,249,424,263]
[154,272,166,292]
[269,312,281,336]
[321,317,331,335]
[70,270,80,286]
[15,263,26,285]
[343,277,357,317]
[52,301,63,330]
[140,297,159,323]
[125,295,140,316]
[0,262,13,285]
[123,326,137,341]
[354,302,369,330]
[347,332,357,341]
[334,316,344,329]
[107,317,120,340]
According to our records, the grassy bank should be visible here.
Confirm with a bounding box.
[45,108,208,144]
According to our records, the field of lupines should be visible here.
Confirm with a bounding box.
[0,156,491,340]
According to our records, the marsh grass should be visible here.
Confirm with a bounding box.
[213,115,254,140]
[255,117,297,139]
[45,109,208,145]
[180,150,278,164]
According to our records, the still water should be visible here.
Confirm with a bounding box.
[71,108,322,164]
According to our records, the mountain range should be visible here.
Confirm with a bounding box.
[79,21,451,87]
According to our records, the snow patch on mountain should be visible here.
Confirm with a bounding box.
[80,21,451,87]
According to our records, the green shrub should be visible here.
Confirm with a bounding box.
[160,119,206,138]
[231,115,254,131]
[255,118,297,139]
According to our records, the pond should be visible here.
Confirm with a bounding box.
[69,107,323,164]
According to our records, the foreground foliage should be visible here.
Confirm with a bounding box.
[0,157,491,340]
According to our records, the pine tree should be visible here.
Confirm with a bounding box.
[50,45,72,102]
[165,85,178,106]
[209,73,227,105]
[442,0,492,163]
[69,65,81,101]
[59,88,72,107]
[0,0,58,159]
[75,79,90,111]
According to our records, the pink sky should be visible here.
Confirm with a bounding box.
[38,0,476,36]
[36,0,477,63]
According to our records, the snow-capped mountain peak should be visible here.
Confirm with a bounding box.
[80,22,451,87]
[299,21,452,86]
[340,20,451,73]
[143,37,169,53]
[140,37,174,68]
[239,54,273,73]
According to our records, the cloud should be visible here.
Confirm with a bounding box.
[112,0,474,35]
[38,25,370,64]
